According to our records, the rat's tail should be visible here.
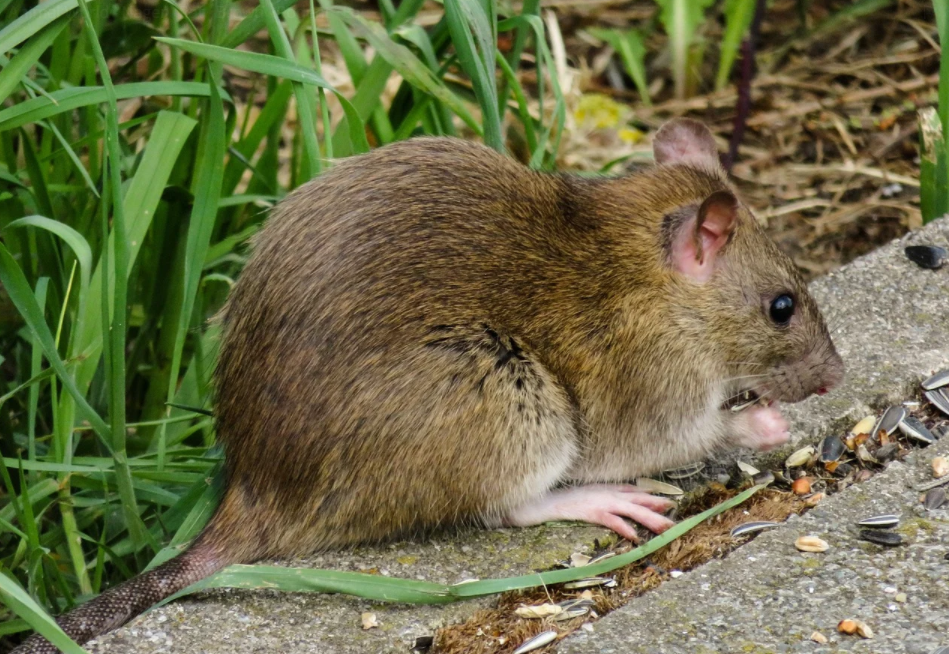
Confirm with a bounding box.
[12,535,231,654]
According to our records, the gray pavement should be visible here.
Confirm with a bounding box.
[90,217,949,653]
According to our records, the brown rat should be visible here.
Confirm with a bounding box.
[16,118,843,652]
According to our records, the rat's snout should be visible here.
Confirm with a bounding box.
[766,340,845,403]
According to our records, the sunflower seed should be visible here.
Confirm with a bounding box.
[926,390,949,417]
[819,435,847,463]
[873,406,906,438]
[663,461,705,479]
[898,416,936,445]
[924,488,947,510]
[753,470,775,486]
[858,514,899,528]
[786,446,816,468]
[550,605,590,621]
[412,636,434,652]
[516,603,563,619]
[737,461,760,476]
[850,415,876,436]
[587,552,616,565]
[563,577,613,590]
[856,443,878,464]
[905,244,947,269]
[569,553,591,567]
[730,521,779,538]
[557,598,595,611]
[922,369,949,390]
[635,478,684,496]
[513,630,558,654]
[916,475,949,492]
[795,536,829,552]
[859,529,903,546]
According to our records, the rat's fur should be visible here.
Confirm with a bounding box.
[15,121,842,653]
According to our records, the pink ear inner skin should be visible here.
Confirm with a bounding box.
[670,191,739,283]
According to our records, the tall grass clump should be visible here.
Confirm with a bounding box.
[920,0,947,223]
[0,0,565,645]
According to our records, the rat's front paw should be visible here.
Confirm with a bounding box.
[731,405,790,452]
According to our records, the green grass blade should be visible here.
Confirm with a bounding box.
[0,82,220,133]
[0,572,88,654]
[259,0,320,178]
[0,366,57,408]
[221,0,298,48]
[70,111,197,401]
[331,10,482,136]
[443,0,502,150]
[656,0,714,99]
[4,216,92,292]
[75,0,151,551]
[715,0,756,91]
[168,566,454,606]
[155,37,369,152]
[156,78,225,469]
[0,0,76,54]
[0,242,111,443]
[164,485,763,607]
[935,0,948,201]
[588,28,650,106]
[450,483,765,597]
[0,16,69,106]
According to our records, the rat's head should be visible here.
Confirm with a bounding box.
[648,118,844,404]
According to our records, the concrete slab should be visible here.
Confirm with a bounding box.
[558,438,949,654]
[89,218,949,654]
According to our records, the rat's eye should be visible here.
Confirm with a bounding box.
[769,294,795,326]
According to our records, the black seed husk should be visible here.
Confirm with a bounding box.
[859,529,903,546]
[905,244,947,269]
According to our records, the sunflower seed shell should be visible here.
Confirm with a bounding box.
[663,461,705,479]
[858,515,899,528]
[923,488,947,510]
[873,406,906,438]
[898,416,936,445]
[730,521,779,538]
[563,577,612,590]
[736,461,760,476]
[905,244,947,269]
[859,529,903,546]
[513,631,558,654]
[922,369,949,390]
[635,478,684,496]
[786,446,816,468]
[926,390,949,417]
[819,435,847,462]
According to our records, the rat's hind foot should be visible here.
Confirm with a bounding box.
[503,484,675,542]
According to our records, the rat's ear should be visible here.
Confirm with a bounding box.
[669,190,739,283]
[653,118,721,169]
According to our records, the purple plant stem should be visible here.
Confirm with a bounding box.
[724,0,768,172]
